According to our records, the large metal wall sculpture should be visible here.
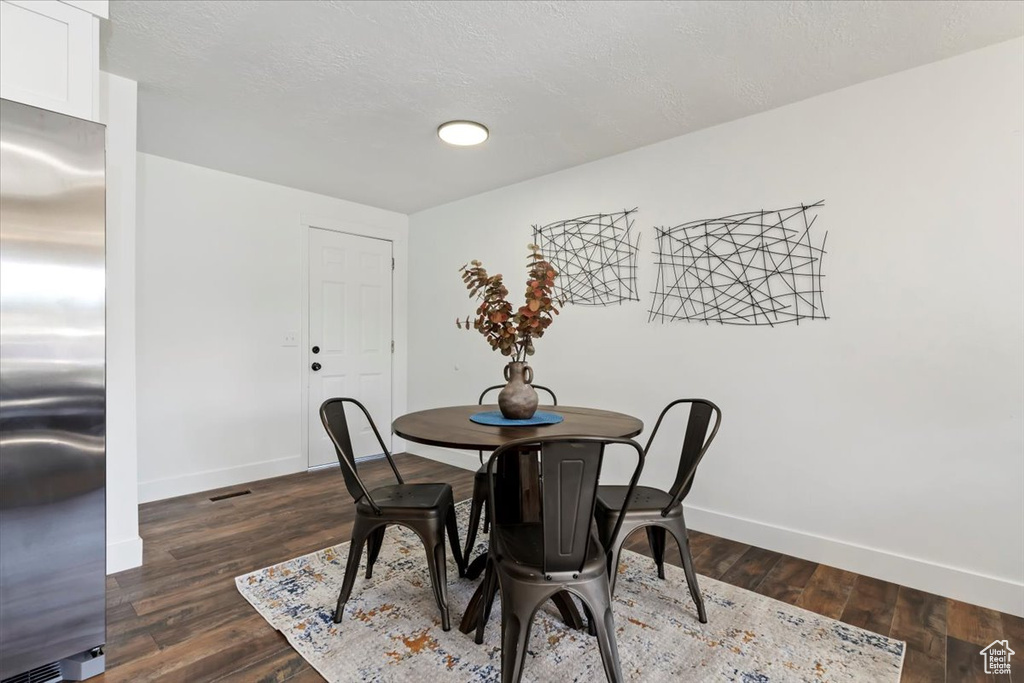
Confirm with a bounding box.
[649,201,827,326]
[532,208,640,306]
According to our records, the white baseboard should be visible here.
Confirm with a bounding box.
[685,504,1024,618]
[107,535,143,574]
[413,446,1024,617]
[138,454,306,503]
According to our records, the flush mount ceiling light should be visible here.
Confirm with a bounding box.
[437,120,489,146]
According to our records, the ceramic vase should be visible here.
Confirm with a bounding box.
[498,361,538,420]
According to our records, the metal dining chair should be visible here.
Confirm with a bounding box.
[462,384,557,569]
[320,398,466,630]
[594,399,721,623]
[472,435,645,683]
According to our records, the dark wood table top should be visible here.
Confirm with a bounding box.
[393,404,643,450]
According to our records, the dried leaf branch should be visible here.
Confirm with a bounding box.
[457,245,560,361]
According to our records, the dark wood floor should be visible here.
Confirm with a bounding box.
[99,454,1021,682]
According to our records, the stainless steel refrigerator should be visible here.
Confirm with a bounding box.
[0,99,106,681]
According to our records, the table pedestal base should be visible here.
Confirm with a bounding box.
[465,553,487,581]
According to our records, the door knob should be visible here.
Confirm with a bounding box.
[311,362,322,371]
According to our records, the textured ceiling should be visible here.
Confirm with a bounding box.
[102,1,1024,213]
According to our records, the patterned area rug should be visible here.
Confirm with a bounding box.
[236,502,905,682]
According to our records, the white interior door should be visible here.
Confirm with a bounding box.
[308,227,393,468]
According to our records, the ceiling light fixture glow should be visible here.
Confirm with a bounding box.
[437,120,489,146]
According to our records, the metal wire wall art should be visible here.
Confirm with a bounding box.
[532,208,640,306]
[648,201,828,326]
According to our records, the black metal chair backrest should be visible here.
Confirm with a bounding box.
[644,399,722,516]
[319,397,404,515]
[486,435,644,576]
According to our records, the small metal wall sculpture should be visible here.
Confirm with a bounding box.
[648,201,828,326]
[532,208,641,306]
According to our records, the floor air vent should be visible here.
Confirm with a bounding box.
[210,489,251,502]
[1,661,62,683]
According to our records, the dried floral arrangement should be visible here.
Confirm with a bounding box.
[457,244,560,360]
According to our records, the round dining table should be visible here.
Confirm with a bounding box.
[393,404,643,450]
[392,403,644,635]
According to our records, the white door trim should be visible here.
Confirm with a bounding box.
[299,213,409,470]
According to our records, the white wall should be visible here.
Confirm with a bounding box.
[99,71,142,573]
[408,39,1024,616]
[135,154,409,502]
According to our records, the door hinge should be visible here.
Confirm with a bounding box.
[391,257,395,271]
[391,340,395,353]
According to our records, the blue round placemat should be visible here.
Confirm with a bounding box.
[469,410,564,427]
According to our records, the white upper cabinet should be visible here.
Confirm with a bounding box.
[0,0,107,121]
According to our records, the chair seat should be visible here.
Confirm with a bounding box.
[596,485,676,513]
[357,483,452,514]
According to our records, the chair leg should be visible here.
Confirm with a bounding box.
[601,512,638,598]
[365,526,386,579]
[606,532,625,597]
[482,504,490,533]
[334,520,370,623]
[463,479,486,560]
[474,559,499,644]
[499,582,539,683]
[574,578,624,683]
[667,517,707,624]
[420,521,452,631]
[445,503,467,577]
[646,526,667,580]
